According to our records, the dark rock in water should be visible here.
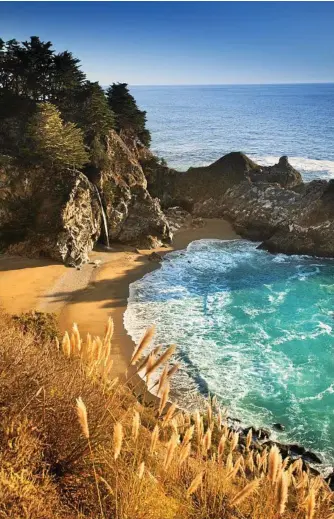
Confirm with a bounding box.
[262,440,322,465]
[303,451,323,464]
[145,150,334,258]
[273,423,285,431]
[289,444,306,456]
[243,426,271,441]
[147,252,163,262]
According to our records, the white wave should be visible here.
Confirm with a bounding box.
[317,321,332,335]
[252,155,334,179]
[298,383,334,402]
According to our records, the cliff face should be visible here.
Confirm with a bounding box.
[0,166,102,266]
[97,131,171,248]
[0,132,171,265]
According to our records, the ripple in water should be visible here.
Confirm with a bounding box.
[124,240,334,465]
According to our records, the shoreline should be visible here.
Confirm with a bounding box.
[0,218,331,474]
[0,218,238,379]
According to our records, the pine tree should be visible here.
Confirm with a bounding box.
[25,102,89,170]
[106,83,151,147]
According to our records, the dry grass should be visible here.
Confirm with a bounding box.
[0,310,333,519]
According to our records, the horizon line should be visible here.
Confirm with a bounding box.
[128,81,334,87]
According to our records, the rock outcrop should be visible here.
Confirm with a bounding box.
[145,151,334,258]
[97,131,172,248]
[262,180,334,256]
[249,156,303,189]
[0,167,101,266]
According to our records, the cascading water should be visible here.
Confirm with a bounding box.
[94,185,110,248]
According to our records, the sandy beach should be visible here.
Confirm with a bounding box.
[0,218,238,376]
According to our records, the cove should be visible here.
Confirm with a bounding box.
[124,239,334,465]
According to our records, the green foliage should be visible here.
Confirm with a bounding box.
[0,36,149,172]
[25,102,89,169]
[106,82,151,147]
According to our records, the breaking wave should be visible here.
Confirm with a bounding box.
[124,239,334,466]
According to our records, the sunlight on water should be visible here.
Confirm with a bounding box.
[125,240,334,465]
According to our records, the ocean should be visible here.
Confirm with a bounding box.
[125,84,334,467]
[132,83,334,181]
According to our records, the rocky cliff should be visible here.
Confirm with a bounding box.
[97,131,171,248]
[0,131,171,265]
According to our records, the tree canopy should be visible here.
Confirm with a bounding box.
[106,83,151,147]
[25,102,89,170]
[0,37,151,173]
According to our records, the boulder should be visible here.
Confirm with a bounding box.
[1,168,101,266]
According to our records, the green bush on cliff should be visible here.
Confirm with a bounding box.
[25,102,89,170]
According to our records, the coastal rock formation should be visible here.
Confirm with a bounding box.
[0,167,101,266]
[142,151,259,210]
[97,131,172,248]
[146,151,333,258]
[262,180,334,256]
[249,156,303,188]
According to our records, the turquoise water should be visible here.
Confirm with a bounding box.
[124,240,334,465]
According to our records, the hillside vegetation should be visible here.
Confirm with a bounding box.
[0,311,333,519]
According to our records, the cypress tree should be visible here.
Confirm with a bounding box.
[25,102,89,170]
[106,83,151,147]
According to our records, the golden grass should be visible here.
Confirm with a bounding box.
[0,310,333,519]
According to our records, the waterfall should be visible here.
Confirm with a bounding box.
[94,185,110,248]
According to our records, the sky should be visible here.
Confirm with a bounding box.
[1,1,334,85]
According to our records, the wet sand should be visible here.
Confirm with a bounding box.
[0,219,238,377]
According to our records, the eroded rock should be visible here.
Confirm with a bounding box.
[1,168,101,266]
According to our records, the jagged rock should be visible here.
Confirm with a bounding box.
[249,156,303,188]
[141,151,258,212]
[1,168,101,266]
[262,180,334,256]
[97,131,172,248]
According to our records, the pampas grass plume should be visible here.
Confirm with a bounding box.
[158,381,170,416]
[132,410,140,441]
[230,478,260,506]
[131,325,156,365]
[187,471,204,496]
[145,344,176,377]
[277,469,289,515]
[113,422,123,460]
[76,397,89,439]
[62,331,71,358]
[150,424,159,453]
